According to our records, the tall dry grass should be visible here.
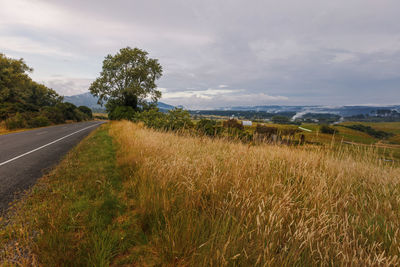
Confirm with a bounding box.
[110,121,400,266]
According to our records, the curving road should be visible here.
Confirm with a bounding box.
[0,121,105,214]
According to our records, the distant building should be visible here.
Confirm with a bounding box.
[242,120,252,126]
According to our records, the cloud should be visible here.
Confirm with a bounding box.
[1,0,400,107]
[161,88,240,99]
[41,77,94,96]
[160,87,288,109]
[331,53,357,63]
[0,36,78,58]
[249,39,311,62]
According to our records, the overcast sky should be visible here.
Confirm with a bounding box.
[1,0,399,109]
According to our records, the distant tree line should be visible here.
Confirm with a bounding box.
[0,54,92,130]
[190,110,297,120]
[193,110,400,124]
[375,109,400,117]
[344,111,400,122]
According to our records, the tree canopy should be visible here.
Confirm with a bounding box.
[0,54,63,120]
[0,54,92,129]
[89,47,163,115]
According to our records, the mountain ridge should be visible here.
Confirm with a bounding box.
[64,92,176,111]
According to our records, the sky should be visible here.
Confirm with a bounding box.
[1,0,399,109]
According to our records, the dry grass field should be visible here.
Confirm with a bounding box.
[2,120,400,266]
[110,121,400,265]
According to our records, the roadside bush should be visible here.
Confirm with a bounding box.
[78,106,93,118]
[135,108,168,129]
[55,102,75,120]
[135,108,194,131]
[223,119,243,130]
[196,119,223,136]
[53,102,89,122]
[40,106,65,124]
[5,113,26,129]
[320,125,337,134]
[0,102,28,121]
[28,116,51,128]
[166,108,193,130]
[109,106,135,120]
[2,103,93,130]
[255,124,278,137]
[73,109,89,122]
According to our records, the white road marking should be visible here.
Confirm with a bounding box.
[36,131,48,135]
[0,123,102,167]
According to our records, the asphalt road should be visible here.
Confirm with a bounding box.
[0,121,104,214]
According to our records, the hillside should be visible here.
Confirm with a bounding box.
[64,92,102,109]
[2,121,400,266]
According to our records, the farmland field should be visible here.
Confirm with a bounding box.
[236,121,400,161]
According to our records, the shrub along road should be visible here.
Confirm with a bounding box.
[0,121,104,213]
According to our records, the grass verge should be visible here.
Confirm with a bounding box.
[0,123,145,266]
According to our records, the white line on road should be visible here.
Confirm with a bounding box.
[0,123,102,167]
[36,131,48,135]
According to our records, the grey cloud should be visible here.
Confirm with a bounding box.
[42,77,93,96]
[1,0,399,108]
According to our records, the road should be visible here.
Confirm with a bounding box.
[0,121,104,214]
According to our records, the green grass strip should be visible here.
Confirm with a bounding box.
[0,124,140,266]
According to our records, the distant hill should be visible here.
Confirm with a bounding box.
[64,92,102,109]
[64,92,177,111]
[157,102,176,111]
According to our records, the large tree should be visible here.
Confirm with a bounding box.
[0,54,32,104]
[0,54,63,119]
[89,47,163,115]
